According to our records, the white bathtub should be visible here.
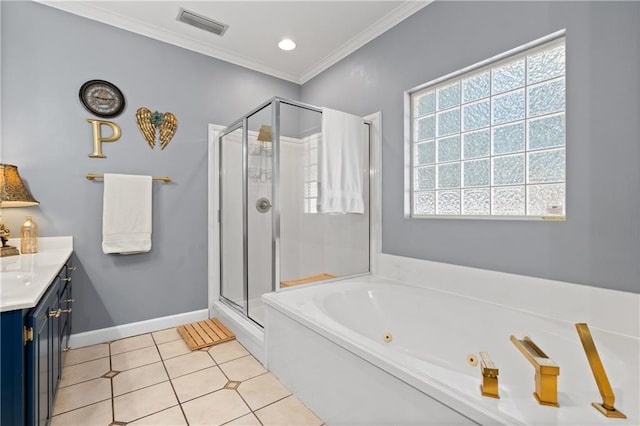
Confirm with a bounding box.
[263,275,639,425]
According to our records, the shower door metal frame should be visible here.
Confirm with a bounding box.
[271,98,320,293]
[270,97,372,294]
[217,97,372,325]
[217,120,250,316]
[218,98,276,323]
[270,100,281,295]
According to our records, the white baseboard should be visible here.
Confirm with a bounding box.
[69,309,209,348]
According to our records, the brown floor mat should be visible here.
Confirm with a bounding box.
[177,318,235,350]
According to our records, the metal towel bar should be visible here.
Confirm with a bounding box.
[86,173,171,183]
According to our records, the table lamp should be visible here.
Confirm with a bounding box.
[0,164,39,257]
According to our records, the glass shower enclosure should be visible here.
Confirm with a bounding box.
[218,98,370,327]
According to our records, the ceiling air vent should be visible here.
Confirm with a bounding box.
[176,8,229,37]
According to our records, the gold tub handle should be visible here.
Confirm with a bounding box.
[479,351,499,399]
[510,335,560,407]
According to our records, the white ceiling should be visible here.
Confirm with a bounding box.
[36,1,430,84]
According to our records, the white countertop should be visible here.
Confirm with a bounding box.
[0,237,74,312]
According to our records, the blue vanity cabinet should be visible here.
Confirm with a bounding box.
[0,256,73,426]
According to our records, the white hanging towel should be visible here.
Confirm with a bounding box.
[102,173,152,254]
[320,107,365,214]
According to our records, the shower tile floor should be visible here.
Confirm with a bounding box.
[51,328,324,425]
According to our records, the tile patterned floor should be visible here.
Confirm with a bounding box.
[51,328,324,426]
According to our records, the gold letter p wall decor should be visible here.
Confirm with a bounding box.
[87,119,121,158]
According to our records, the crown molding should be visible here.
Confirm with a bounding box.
[300,1,432,84]
[35,0,431,85]
[35,0,302,83]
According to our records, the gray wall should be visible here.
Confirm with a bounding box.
[301,1,640,293]
[1,1,299,332]
[2,0,638,340]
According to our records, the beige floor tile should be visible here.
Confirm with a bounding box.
[50,399,112,426]
[128,406,187,425]
[208,340,249,364]
[52,378,111,416]
[110,333,155,355]
[64,343,110,366]
[237,373,291,410]
[157,338,191,360]
[152,327,182,345]
[112,362,169,396]
[218,355,266,382]
[255,395,323,426]
[163,351,215,379]
[113,381,178,423]
[111,345,161,371]
[171,366,228,403]
[223,413,262,426]
[181,389,250,426]
[59,357,111,388]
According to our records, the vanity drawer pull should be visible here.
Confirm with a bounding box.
[64,299,75,303]
[62,277,72,282]
[60,308,72,314]
[48,309,61,318]
[67,266,77,271]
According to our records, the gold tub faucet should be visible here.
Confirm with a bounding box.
[510,335,560,407]
[575,323,626,418]
[479,352,499,398]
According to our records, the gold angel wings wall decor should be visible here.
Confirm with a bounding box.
[136,107,178,150]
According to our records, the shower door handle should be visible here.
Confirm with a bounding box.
[256,197,272,213]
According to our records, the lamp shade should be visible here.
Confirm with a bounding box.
[0,164,39,207]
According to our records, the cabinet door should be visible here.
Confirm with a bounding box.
[27,293,50,426]
[26,278,60,426]
[0,310,27,426]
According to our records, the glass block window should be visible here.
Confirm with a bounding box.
[409,37,566,218]
[303,133,321,213]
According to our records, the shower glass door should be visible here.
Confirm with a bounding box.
[278,102,370,287]
[219,125,245,312]
[247,104,273,326]
[219,103,273,327]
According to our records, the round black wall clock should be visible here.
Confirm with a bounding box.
[79,80,125,118]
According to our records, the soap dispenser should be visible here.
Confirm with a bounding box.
[20,216,38,254]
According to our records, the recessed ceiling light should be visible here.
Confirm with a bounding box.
[278,39,296,51]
